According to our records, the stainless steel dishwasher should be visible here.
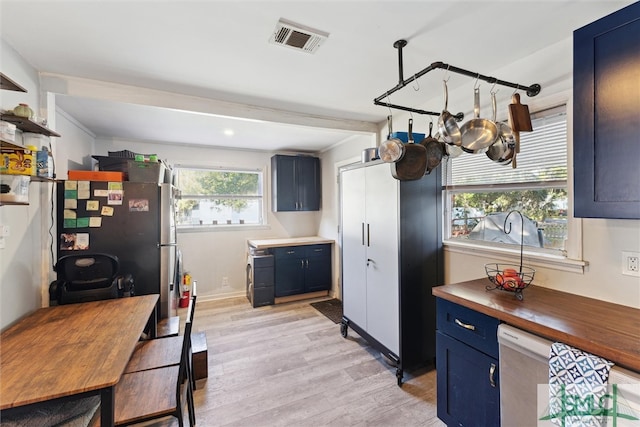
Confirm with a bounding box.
[498,324,640,427]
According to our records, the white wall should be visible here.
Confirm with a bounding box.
[93,138,321,300]
[0,40,47,329]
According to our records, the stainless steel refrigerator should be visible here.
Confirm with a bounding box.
[56,181,179,318]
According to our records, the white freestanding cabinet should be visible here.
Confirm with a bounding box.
[340,160,442,385]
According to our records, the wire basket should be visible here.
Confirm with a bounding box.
[485,263,535,300]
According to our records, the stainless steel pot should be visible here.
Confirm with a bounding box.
[361,147,379,163]
[486,92,515,165]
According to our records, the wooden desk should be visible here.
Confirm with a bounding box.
[0,295,158,427]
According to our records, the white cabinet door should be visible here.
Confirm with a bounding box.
[341,166,367,329]
[364,163,399,355]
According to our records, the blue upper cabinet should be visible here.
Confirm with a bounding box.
[573,2,640,219]
[271,155,321,212]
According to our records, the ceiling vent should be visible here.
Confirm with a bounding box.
[269,18,329,54]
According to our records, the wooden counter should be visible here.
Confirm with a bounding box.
[433,278,640,372]
[248,236,334,249]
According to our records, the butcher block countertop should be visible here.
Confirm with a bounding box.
[248,236,334,249]
[433,278,640,372]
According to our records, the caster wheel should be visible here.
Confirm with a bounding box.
[396,368,403,387]
[340,322,348,338]
[516,292,524,301]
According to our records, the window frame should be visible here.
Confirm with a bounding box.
[442,96,586,273]
[174,164,268,231]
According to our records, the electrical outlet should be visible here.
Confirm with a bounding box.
[622,251,640,277]
[222,276,230,288]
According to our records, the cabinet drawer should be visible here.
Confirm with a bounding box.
[252,255,273,268]
[273,246,304,260]
[436,298,499,358]
[305,244,330,258]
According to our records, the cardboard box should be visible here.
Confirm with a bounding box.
[94,156,165,183]
[1,147,34,175]
[67,170,124,182]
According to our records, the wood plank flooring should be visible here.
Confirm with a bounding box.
[141,297,445,427]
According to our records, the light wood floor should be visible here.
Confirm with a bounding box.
[144,296,445,427]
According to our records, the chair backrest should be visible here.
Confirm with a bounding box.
[188,281,197,323]
[177,298,194,393]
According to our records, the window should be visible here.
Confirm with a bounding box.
[175,167,264,227]
[444,105,568,255]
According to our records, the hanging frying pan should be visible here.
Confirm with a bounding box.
[438,80,462,146]
[460,87,499,154]
[420,122,444,174]
[379,115,405,163]
[391,118,427,181]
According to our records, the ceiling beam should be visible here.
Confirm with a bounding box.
[39,73,378,134]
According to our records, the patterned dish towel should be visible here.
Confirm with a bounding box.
[548,342,614,427]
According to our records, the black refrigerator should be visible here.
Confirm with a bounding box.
[56,181,179,318]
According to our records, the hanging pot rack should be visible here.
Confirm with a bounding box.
[373,39,542,121]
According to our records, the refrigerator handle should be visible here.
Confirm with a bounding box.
[158,242,178,248]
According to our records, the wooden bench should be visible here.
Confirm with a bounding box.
[192,331,208,387]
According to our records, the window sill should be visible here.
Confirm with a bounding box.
[443,239,588,274]
[178,224,270,233]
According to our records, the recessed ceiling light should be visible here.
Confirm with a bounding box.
[223,129,234,136]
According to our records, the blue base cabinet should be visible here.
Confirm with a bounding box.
[436,298,500,426]
[274,244,331,297]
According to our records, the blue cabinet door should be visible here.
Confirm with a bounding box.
[573,2,640,218]
[304,245,331,292]
[436,331,500,427]
[297,156,320,211]
[274,257,305,297]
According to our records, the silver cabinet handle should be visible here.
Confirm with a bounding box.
[361,223,365,246]
[287,250,295,255]
[489,363,497,388]
[305,259,309,268]
[300,259,304,268]
[454,318,476,331]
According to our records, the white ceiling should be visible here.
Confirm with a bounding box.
[1,0,634,152]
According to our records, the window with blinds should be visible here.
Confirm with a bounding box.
[444,105,568,253]
[445,105,567,187]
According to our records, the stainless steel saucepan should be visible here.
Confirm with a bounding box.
[379,115,405,163]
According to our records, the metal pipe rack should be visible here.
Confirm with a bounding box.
[373,39,542,120]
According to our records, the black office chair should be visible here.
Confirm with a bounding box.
[49,253,134,305]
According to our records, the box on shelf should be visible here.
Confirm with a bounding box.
[68,170,124,182]
[93,156,166,183]
[1,146,34,175]
[36,147,54,178]
[0,121,16,142]
[0,175,30,203]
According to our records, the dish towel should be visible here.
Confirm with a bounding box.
[548,342,614,427]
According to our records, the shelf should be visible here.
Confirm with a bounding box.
[1,139,27,150]
[0,73,27,93]
[0,172,56,182]
[0,114,60,137]
[0,200,29,206]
